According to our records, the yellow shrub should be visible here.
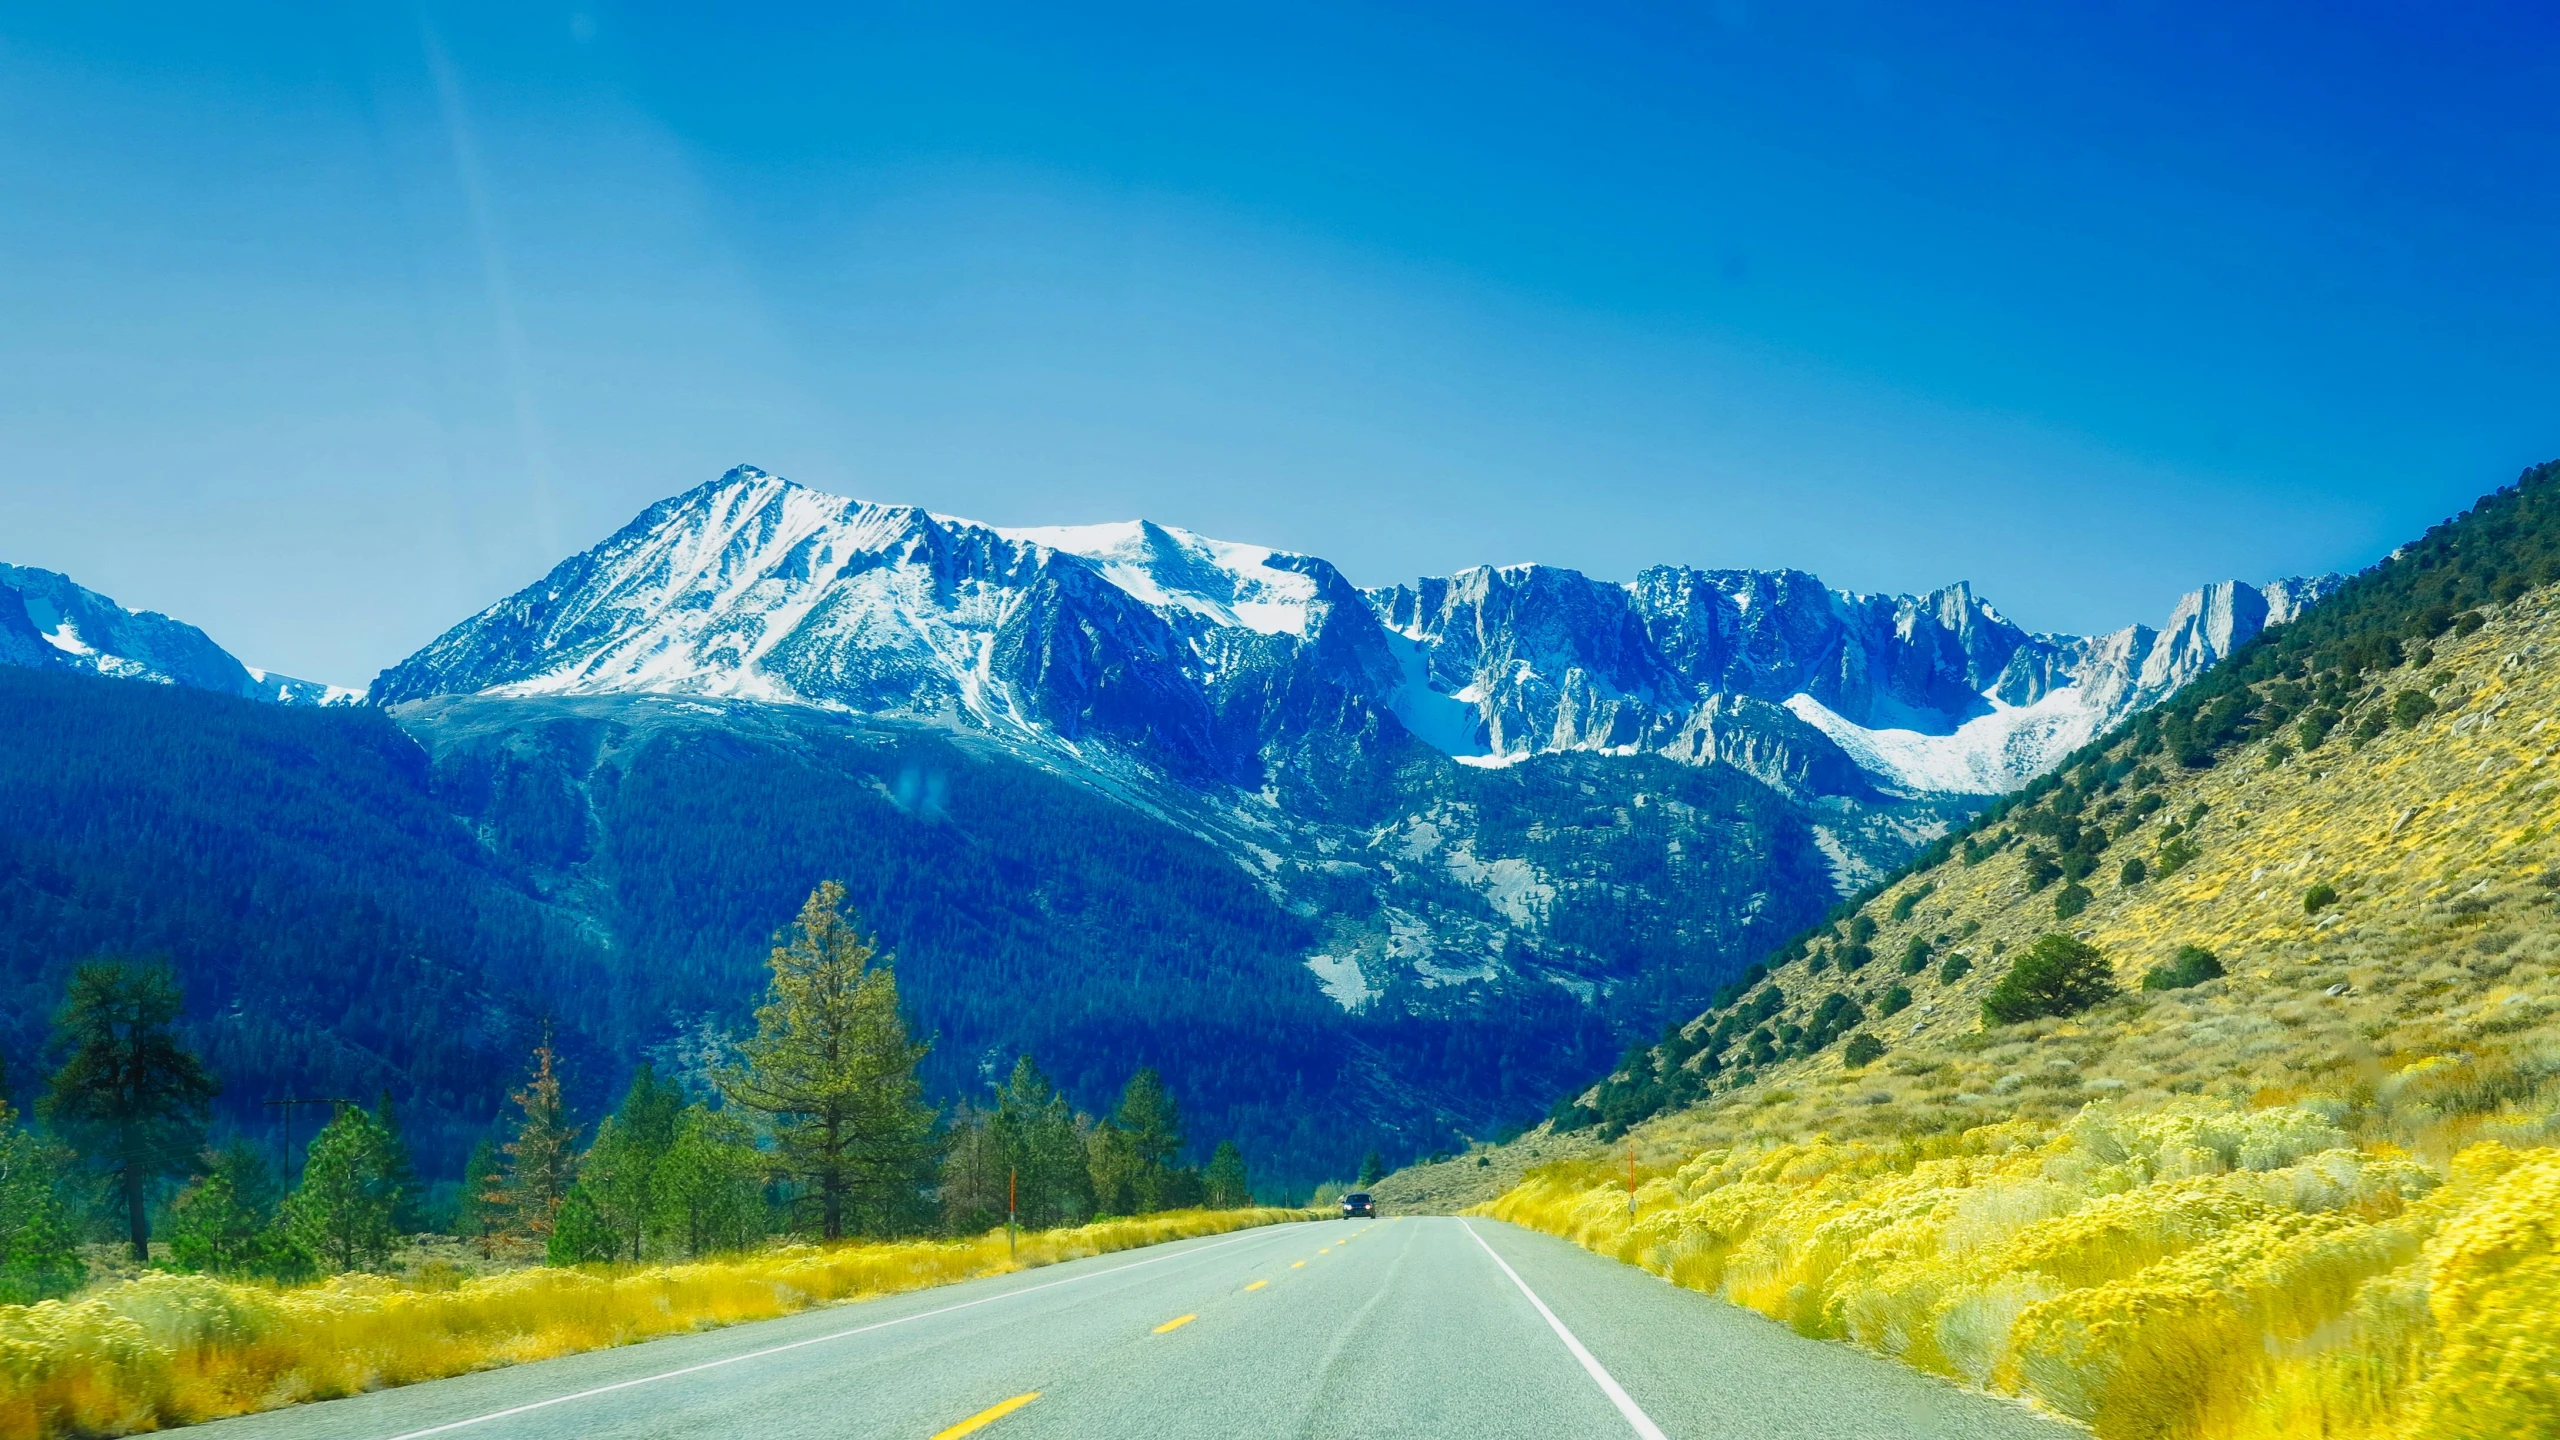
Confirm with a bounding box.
[2407,1149,2560,1438]
[0,1207,1308,1439]
[1482,1100,2560,1439]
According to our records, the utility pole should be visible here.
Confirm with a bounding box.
[1008,1168,1018,1259]
[264,1096,354,1184]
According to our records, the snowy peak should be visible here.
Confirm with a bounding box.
[995,518,1330,638]
[0,563,353,705]
[374,466,2342,798]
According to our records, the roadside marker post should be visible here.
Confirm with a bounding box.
[1626,1140,1636,1216]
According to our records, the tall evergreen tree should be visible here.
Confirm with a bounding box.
[1203,1141,1251,1209]
[581,1065,685,1260]
[653,1103,765,1257]
[0,1094,83,1302]
[720,882,936,1240]
[281,1104,406,1273]
[1113,1068,1185,1172]
[989,1056,1092,1228]
[938,1101,1005,1233]
[41,962,217,1261]
[1086,1122,1142,1218]
[459,1137,504,1256]
[499,1032,579,1240]
[1113,1068,1195,1211]
[373,1089,425,1235]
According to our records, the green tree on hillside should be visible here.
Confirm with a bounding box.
[581,1066,686,1260]
[653,1103,766,1257]
[940,1101,1006,1232]
[167,1141,301,1279]
[459,1137,504,1256]
[721,881,936,1240]
[1111,1068,1202,1211]
[1982,935,2118,1025]
[42,962,218,1262]
[1203,1141,1251,1209]
[990,1057,1092,1228]
[281,1103,409,1273]
[0,1091,84,1302]
[1087,1123,1142,1217]
[546,1186,619,1265]
[374,1090,426,1235]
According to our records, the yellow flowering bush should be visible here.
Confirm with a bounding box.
[1487,1100,2557,1439]
[0,1207,1308,1439]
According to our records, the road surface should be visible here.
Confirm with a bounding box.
[198,1217,2076,1439]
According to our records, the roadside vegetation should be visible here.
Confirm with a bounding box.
[0,1206,1304,1438]
[1497,463,2560,1439]
[0,881,1298,1436]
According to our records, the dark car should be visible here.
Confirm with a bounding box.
[1340,1191,1375,1218]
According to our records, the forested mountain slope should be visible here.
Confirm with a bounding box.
[0,667,602,1176]
[0,470,2335,1191]
[1473,461,2560,1440]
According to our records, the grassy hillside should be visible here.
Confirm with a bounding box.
[1483,464,2560,1439]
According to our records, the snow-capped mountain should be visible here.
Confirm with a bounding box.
[377,466,2335,797]
[0,564,358,705]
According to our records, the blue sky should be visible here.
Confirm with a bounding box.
[3,3,2555,684]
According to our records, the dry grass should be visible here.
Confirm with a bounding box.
[1480,587,2560,1439]
[0,1207,1309,1438]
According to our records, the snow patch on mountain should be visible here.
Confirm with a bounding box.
[1786,687,2107,795]
[1304,953,1377,1009]
[995,519,1321,637]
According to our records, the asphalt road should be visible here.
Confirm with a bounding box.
[197,1217,2077,1440]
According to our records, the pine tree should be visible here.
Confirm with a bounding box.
[460,1137,504,1257]
[281,1104,404,1272]
[719,882,936,1240]
[938,1101,1004,1233]
[1112,1068,1194,1211]
[167,1141,298,1278]
[499,1032,579,1240]
[546,1186,620,1266]
[581,1065,685,1260]
[1203,1141,1250,1209]
[373,1090,425,1235]
[1087,1123,1141,1218]
[653,1103,765,1258]
[989,1056,1091,1228]
[41,962,218,1262]
[0,1095,83,1302]
[1358,1151,1385,1187]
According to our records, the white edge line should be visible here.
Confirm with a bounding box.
[377,1225,1294,1440]
[1464,1219,1670,1440]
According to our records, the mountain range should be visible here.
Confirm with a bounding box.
[0,467,2338,1184]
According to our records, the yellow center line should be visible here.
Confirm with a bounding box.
[1154,1313,1198,1334]
[931,1392,1040,1440]
[1244,1279,1268,1291]
[1291,1261,1305,1269]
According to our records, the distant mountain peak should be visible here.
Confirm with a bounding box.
[0,563,355,705]
[373,466,2338,797]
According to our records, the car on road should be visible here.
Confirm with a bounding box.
[1340,1191,1375,1218]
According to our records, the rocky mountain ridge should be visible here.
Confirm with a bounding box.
[375,466,2335,799]
[0,563,356,705]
